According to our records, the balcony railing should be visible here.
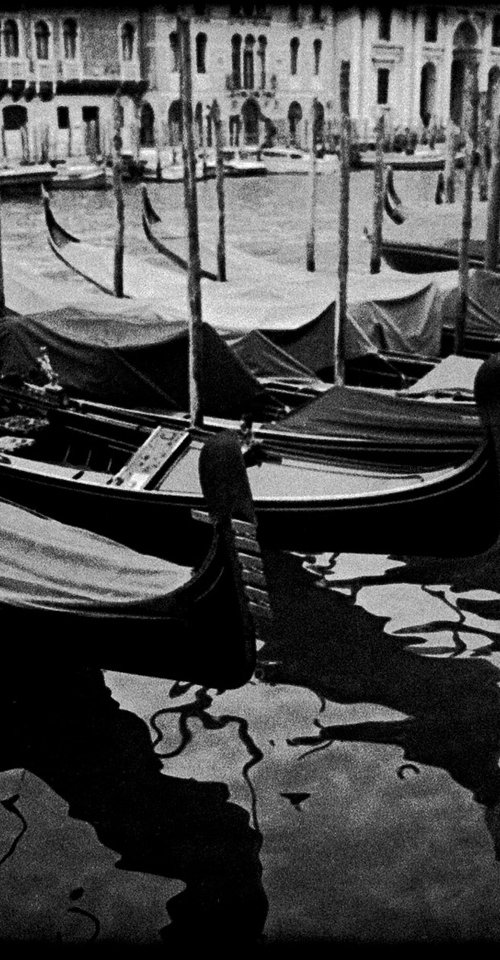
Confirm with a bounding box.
[58,58,84,82]
[119,60,141,82]
[30,59,58,88]
[0,58,29,85]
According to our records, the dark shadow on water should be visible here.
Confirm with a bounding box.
[259,548,500,858]
[0,665,267,945]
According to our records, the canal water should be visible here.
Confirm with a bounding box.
[1,168,500,946]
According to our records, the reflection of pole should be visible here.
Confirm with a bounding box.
[112,88,125,298]
[211,99,226,282]
[456,60,478,355]
[335,61,350,386]
[178,12,204,427]
[370,113,385,274]
[485,115,500,270]
[306,98,317,273]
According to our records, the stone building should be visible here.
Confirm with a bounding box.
[3,4,500,163]
[0,5,146,162]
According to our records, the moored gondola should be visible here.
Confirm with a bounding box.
[0,430,271,690]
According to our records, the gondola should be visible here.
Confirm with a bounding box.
[0,358,498,559]
[0,430,270,691]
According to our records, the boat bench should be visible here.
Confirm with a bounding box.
[109,427,191,491]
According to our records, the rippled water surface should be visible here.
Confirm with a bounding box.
[1,167,500,946]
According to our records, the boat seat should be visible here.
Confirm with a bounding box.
[0,436,36,453]
[108,427,191,491]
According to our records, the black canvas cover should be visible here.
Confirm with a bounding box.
[441,269,500,340]
[0,306,273,417]
[232,329,327,391]
[267,383,482,446]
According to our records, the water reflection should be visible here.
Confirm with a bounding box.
[0,665,267,945]
[258,547,500,862]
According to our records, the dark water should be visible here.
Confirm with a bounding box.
[1,170,500,945]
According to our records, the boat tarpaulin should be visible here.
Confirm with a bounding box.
[0,306,274,417]
[345,280,446,359]
[402,355,483,395]
[441,269,500,340]
[232,328,330,389]
[268,380,481,444]
[0,498,190,614]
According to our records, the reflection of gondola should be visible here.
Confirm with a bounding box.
[257,547,500,857]
[0,430,269,690]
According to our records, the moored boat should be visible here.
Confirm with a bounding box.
[260,145,337,175]
[0,358,496,558]
[0,429,269,690]
[49,161,110,191]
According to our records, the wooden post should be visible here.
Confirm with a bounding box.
[0,191,5,316]
[211,98,227,283]
[370,113,385,274]
[456,60,479,355]
[155,117,163,181]
[477,90,489,202]
[335,61,350,386]
[485,115,500,270]
[112,88,125,298]
[306,98,318,272]
[178,12,204,427]
[444,120,457,203]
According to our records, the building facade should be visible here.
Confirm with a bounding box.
[2,4,500,162]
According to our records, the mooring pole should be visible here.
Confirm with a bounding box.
[370,113,385,274]
[211,98,227,282]
[485,115,500,271]
[0,191,5,315]
[335,61,350,386]
[306,98,318,272]
[444,119,457,204]
[178,11,204,427]
[112,87,125,298]
[477,90,489,202]
[456,60,479,355]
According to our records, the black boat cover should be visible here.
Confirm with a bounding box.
[441,269,500,339]
[0,498,190,614]
[346,280,446,359]
[232,329,328,391]
[0,306,274,417]
[268,380,482,446]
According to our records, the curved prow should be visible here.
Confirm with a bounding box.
[141,184,162,225]
[384,169,406,225]
[198,430,273,674]
[475,354,500,470]
[41,184,80,247]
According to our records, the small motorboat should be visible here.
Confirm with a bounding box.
[48,161,110,191]
[205,147,267,178]
[260,145,337,175]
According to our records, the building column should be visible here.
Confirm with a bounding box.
[402,7,415,126]
[479,12,493,94]
[350,6,362,121]
[440,8,455,124]
[412,8,423,126]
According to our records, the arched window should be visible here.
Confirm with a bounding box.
[243,34,255,89]
[378,10,391,42]
[34,20,50,60]
[290,36,299,76]
[493,15,500,48]
[424,9,438,43]
[63,18,77,60]
[257,35,267,88]
[4,19,19,58]
[288,100,302,144]
[140,102,155,147]
[170,32,179,72]
[196,32,207,73]
[121,22,135,61]
[313,38,321,75]
[231,34,242,88]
